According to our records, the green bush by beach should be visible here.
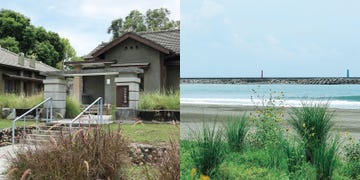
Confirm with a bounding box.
[138,90,179,110]
[0,93,43,109]
[65,96,81,118]
[181,98,357,180]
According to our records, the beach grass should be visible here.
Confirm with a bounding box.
[180,101,356,179]
[225,115,249,152]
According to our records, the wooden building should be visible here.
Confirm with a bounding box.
[65,29,180,108]
[0,46,59,95]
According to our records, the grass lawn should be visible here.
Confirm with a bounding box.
[0,119,179,145]
[0,119,37,129]
[180,140,352,180]
[110,123,179,144]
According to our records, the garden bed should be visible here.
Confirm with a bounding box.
[137,110,180,121]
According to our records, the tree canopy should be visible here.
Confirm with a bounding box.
[0,9,79,68]
[108,8,180,39]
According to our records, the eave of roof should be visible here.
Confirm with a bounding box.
[65,60,116,66]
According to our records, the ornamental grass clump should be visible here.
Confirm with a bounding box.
[66,96,81,118]
[0,93,43,109]
[289,101,334,164]
[139,90,180,110]
[225,115,249,152]
[7,126,130,179]
[189,122,226,178]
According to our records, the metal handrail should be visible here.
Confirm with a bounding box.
[12,97,53,144]
[69,97,103,132]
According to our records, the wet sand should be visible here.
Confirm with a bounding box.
[180,103,360,141]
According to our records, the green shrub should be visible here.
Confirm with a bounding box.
[289,101,334,164]
[344,139,360,179]
[225,115,249,152]
[313,137,339,180]
[66,96,81,118]
[7,127,130,179]
[189,122,226,177]
[250,90,286,148]
[139,90,179,110]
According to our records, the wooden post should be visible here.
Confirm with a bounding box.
[73,65,83,103]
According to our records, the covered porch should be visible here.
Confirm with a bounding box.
[41,67,143,119]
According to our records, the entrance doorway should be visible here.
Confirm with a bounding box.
[116,86,129,107]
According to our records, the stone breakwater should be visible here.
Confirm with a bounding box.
[181,77,360,85]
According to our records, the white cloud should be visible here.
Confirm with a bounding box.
[266,35,280,45]
[199,0,224,18]
[79,0,180,20]
[57,29,111,56]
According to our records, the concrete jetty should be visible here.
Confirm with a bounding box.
[180,77,360,85]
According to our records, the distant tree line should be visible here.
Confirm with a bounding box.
[0,9,79,68]
[107,8,180,39]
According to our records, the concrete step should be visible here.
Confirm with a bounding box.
[26,134,60,141]
[32,129,70,136]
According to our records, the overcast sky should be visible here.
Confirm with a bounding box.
[1,0,180,56]
[181,0,360,77]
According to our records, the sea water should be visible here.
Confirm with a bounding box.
[181,84,360,109]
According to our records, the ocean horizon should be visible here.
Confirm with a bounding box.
[181,84,360,109]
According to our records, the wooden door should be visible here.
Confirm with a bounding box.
[116,86,129,107]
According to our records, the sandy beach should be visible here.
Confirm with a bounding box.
[180,103,360,141]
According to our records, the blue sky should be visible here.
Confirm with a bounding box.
[181,0,360,77]
[1,0,180,56]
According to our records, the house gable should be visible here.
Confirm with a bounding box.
[92,32,170,59]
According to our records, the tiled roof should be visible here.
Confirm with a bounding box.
[0,46,59,72]
[82,42,108,59]
[83,29,180,59]
[138,29,180,54]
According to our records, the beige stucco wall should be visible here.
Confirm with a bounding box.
[105,39,161,92]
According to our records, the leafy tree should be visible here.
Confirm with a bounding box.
[0,9,30,41]
[108,8,179,39]
[0,36,20,53]
[146,8,179,31]
[20,25,36,53]
[33,41,59,67]
[123,10,147,33]
[0,9,80,68]
[107,18,124,40]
